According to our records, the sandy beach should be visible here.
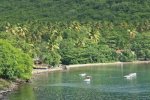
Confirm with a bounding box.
[32,61,150,74]
[32,67,62,74]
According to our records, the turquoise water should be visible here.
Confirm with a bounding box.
[7,63,150,100]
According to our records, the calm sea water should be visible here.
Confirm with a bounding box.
[7,63,150,100]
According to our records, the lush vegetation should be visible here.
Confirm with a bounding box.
[0,0,150,23]
[0,39,33,79]
[0,0,150,80]
[1,21,149,66]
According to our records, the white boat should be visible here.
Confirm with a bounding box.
[84,78,91,82]
[79,73,86,77]
[124,73,136,79]
[84,76,91,82]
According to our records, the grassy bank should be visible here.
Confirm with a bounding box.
[0,79,10,90]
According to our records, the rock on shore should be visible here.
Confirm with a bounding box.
[0,79,20,99]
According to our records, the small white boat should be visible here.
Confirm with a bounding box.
[79,73,86,77]
[84,76,91,82]
[84,78,90,82]
[124,73,136,79]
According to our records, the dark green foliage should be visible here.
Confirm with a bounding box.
[0,39,33,79]
[43,51,61,67]
[1,20,150,66]
[60,38,115,64]
[0,0,149,23]
[118,50,136,62]
[0,0,150,70]
[131,32,150,60]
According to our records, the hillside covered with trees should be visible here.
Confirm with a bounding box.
[0,0,150,79]
[0,0,150,23]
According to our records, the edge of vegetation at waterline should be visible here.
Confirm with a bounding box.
[0,79,19,99]
[32,60,150,74]
[68,61,150,67]
[0,78,30,99]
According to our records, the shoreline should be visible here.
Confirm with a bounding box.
[0,80,18,99]
[32,67,62,74]
[68,60,150,67]
[1,60,150,99]
[32,60,150,74]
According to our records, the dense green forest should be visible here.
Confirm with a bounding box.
[0,0,150,79]
[0,0,150,23]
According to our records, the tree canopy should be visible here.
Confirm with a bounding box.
[0,0,150,80]
[0,39,33,79]
[0,0,149,23]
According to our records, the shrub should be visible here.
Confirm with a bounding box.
[119,50,136,62]
[43,51,61,67]
[0,39,33,80]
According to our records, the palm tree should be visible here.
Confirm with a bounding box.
[127,29,137,39]
[88,28,100,43]
[5,23,28,38]
[47,30,62,51]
